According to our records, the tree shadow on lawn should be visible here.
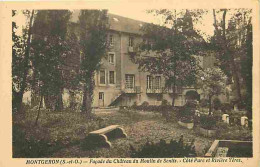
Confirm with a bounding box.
[53,111,213,158]
[19,109,211,158]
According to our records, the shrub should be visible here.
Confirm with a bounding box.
[161,99,170,106]
[185,90,199,101]
[132,101,137,108]
[220,103,233,113]
[200,99,209,108]
[13,124,63,158]
[130,136,196,158]
[141,101,149,107]
[176,101,197,123]
[213,98,221,110]
[199,115,217,130]
[216,122,252,141]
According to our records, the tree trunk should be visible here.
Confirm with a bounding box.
[55,88,63,111]
[171,85,176,107]
[221,9,242,103]
[81,85,87,113]
[17,10,35,113]
[81,73,94,118]
[85,87,92,118]
[34,94,43,126]
[171,56,177,107]
[229,52,242,102]
[209,95,212,115]
[69,91,76,110]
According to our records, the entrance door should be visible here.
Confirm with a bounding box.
[98,92,104,107]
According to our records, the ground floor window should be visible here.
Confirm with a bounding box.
[147,75,153,89]
[154,76,161,89]
[125,74,135,89]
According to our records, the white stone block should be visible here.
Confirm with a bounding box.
[234,104,238,111]
[241,116,248,127]
[222,114,229,124]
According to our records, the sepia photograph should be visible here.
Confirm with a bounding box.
[10,4,255,160]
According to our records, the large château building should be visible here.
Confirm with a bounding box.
[23,11,227,109]
[69,11,217,108]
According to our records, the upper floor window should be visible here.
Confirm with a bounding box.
[108,53,115,64]
[129,36,134,47]
[109,71,115,84]
[109,34,114,46]
[99,70,106,84]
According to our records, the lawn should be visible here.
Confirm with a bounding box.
[51,109,213,157]
[13,108,251,158]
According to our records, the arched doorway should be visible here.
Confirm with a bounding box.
[185,90,200,102]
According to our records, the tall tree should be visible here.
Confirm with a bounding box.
[241,17,252,118]
[12,10,35,113]
[211,9,252,106]
[31,10,72,112]
[197,67,227,114]
[78,10,109,116]
[134,9,207,106]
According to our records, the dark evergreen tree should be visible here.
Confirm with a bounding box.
[78,10,109,116]
[31,10,72,113]
[211,9,252,107]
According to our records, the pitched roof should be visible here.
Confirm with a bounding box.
[70,10,145,35]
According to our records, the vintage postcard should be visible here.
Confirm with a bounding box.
[0,0,259,167]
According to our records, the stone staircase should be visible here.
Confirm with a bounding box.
[108,91,125,107]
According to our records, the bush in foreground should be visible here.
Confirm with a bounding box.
[199,115,217,130]
[130,136,196,158]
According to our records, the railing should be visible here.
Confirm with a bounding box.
[124,86,141,94]
[146,88,163,94]
[124,86,183,94]
[166,87,182,94]
[161,87,183,94]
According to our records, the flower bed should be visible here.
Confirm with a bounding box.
[199,127,216,137]
[130,136,196,157]
[176,101,197,128]
[178,121,194,129]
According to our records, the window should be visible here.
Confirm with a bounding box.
[154,76,161,89]
[109,71,115,84]
[108,53,115,64]
[99,70,106,84]
[147,75,153,89]
[109,34,114,46]
[99,92,104,99]
[125,74,135,89]
[129,36,134,47]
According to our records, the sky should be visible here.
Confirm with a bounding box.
[107,8,215,39]
[14,8,238,41]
